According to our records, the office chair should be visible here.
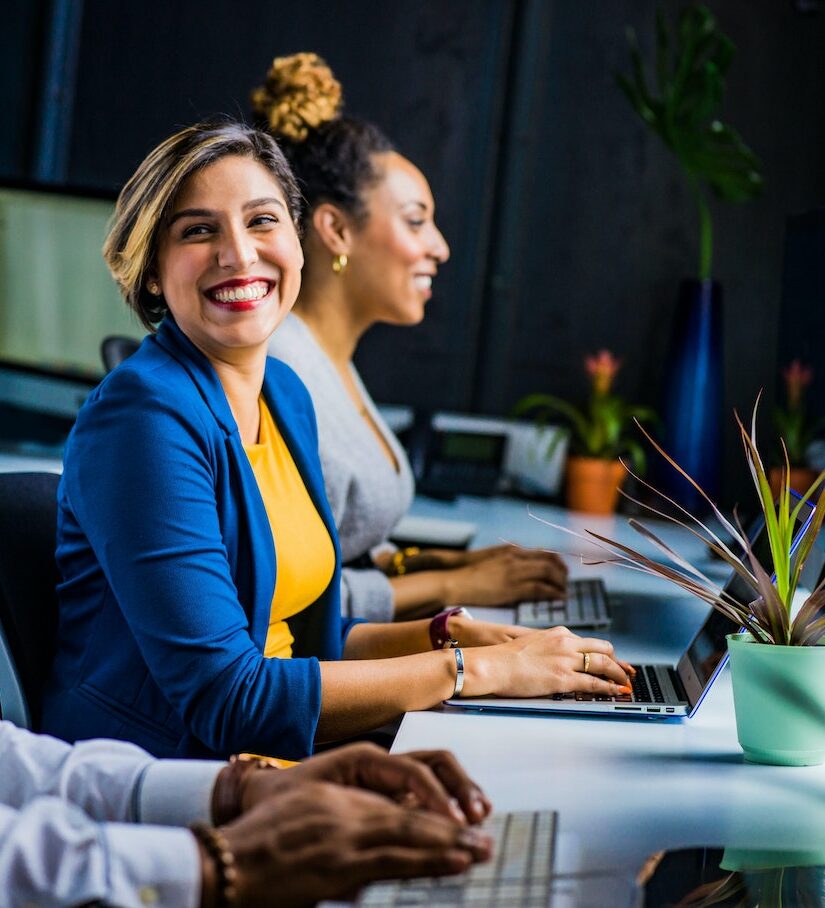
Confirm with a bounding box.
[0,472,61,729]
[100,335,141,372]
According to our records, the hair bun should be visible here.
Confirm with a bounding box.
[251,52,343,142]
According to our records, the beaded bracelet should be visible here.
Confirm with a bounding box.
[190,822,238,908]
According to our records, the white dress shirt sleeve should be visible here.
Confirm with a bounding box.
[0,721,225,907]
[0,798,200,908]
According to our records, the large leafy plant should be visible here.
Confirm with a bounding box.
[515,350,656,474]
[544,399,825,647]
[616,4,763,281]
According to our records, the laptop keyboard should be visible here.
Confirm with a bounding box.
[550,665,668,704]
[356,810,558,907]
[515,579,610,629]
[628,666,665,703]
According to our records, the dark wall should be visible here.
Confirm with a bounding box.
[2,1,50,178]
[67,0,515,412]
[472,0,825,505]
[4,0,825,507]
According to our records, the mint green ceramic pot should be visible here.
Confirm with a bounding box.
[727,633,825,766]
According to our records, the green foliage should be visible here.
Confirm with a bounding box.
[616,5,764,280]
[514,391,656,475]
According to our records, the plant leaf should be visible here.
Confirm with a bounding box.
[513,393,591,445]
[737,512,788,645]
[618,487,764,601]
[619,438,647,475]
[633,420,749,550]
[618,458,750,567]
[628,518,719,587]
[791,576,825,646]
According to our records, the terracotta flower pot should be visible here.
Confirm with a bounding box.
[564,457,626,514]
[767,466,819,499]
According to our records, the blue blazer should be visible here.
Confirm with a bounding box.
[42,318,361,759]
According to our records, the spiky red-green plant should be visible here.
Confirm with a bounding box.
[535,398,825,646]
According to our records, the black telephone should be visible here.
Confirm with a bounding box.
[401,410,507,499]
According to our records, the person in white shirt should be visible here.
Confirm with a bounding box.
[0,720,492,907]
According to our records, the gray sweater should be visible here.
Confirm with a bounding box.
[268,313,414,621]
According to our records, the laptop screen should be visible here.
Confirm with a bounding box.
[683,497,816,693]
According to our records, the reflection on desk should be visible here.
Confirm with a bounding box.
[643,838,825,907]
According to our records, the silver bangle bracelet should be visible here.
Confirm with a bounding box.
[452,647,465,697]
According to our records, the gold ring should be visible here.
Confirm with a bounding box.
[582,652,591,674]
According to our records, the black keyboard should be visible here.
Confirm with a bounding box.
[630,666,665,703]
[515,579,611,630]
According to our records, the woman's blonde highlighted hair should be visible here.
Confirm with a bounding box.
[103,120,301,331]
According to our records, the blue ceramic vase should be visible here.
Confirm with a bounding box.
[659,279,723,512]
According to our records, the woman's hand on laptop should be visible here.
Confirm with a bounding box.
[461,626,633,699]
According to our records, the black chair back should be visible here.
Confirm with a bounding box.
[101,335,141,372]
[0,472,60,727]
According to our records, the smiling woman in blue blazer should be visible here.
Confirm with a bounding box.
[42,121,632,761]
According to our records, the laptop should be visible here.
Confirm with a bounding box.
[447,496,816,719]
[516,578,611,630]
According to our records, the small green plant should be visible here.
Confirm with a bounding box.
[616,4,763,281]
[542,398,825,646]
[773,359,820,467]
[514,350,656,474]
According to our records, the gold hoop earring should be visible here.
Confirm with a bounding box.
[332,254,348,275]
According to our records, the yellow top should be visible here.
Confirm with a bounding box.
[244,397,335,659]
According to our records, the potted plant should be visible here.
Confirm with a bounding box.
[549,399,825,765]
[770,359,821,496]
[617,5,763,509]
[515,350,655,515]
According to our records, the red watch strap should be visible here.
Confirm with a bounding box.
[429,607,464,650]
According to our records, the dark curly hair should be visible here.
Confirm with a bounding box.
[251,52,394,225]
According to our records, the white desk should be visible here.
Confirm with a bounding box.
[396,494,825,887]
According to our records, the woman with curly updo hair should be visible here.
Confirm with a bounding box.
[257,53,571,624]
